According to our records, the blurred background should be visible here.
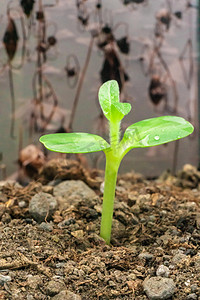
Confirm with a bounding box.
[0,0,198,180]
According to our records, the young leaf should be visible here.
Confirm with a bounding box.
[120,116,194,152]
[99,80,131,122]
[98,80,120,121]
[40,133,110,153]
[111,102,131,122]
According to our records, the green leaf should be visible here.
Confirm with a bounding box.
[98,80,131,121]
[99,80,119,121]
[120,116,194,152]
[40,133,110,153]
[111,102,132,122]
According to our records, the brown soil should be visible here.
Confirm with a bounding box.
[0,159,199,299]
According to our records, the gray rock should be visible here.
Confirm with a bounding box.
[29,192,57,223]
[51,290,81,300]
[139,252,154,261]
[39,222,53,232]
[191,284,198,293]
[45,279,66,296]
[53,180,99,210]
[27,275,42,289]
[186,294,197,300]
[156,265,170,278]
[143,276,175,300]
[0,274,11,286]
[172,250,187,265]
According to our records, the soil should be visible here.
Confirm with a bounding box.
[0,159,200,300]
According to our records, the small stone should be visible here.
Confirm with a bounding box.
[148,215,156,222]
[191,284,198,293]
[53,180,99,210]
[156,265,170,278]
[45,279,66,296]
[186,294,197,300]
[0,274,11,285]
[185,279,191,286]
[172,250,187,265]
[137,194,151,207]
[51,290,81,300]
[1,213,11,224]
[18,200,27,208]
[71,230,84,239]
[143,276,175,300]
[27,295,34,300]
[29,192,57,223]
[27,275,41,289]
[139,252,154,261]
[55,262,66,268]
[39,222,53,232]
[108,280,116,287]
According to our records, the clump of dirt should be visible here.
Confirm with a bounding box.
[0,159,199,299]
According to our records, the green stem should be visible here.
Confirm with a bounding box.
[110,120,120,150]
[100,151,120,245]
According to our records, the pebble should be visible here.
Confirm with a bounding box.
[51,290,81,300]
[139,252,154,261]
[55,262,66,268]
[18,200,27,208]
[53,180,99,210]
[185,279,191,286]
[29,192,57,223]
[191,284,198,293]
[186,294,197,300]
[45,279,66,296]
[172,250,188,265]
[71,230,84,239]
[143,276,175,300]
[1,213,11,224]
[0,274,11,285]
[39,222,53,232]
[26,295,34,300]
[137,194,151,207]
[156,265,170,278]
[27,275,41,289]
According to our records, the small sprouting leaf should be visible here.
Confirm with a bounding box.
[98,80,131,121]
[40,133,110,153]
[99,80,119,121]
[120,116,194,152]
[111,102,131,122]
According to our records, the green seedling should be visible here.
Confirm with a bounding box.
[40,80,194,245]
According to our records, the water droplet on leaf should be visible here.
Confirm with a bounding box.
[154,136,160,141]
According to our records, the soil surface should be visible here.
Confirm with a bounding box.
[0,159,200,300]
